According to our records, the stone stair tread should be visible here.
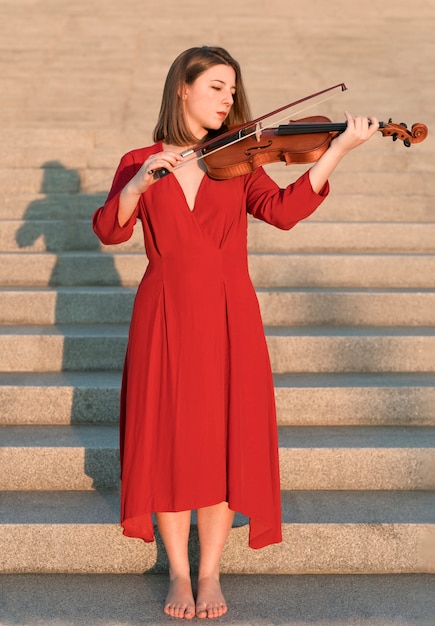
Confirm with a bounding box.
[1,489,434,525]
[0,423,118,447]
[278,425,435,448]
[1,573,434,626]
[0,370,122,386]
[265,325,435,336]
[2,322,435,336]
[0,323,128,336]
[1,369,433,388]
[2,423,434,449]
[274,371,435,386]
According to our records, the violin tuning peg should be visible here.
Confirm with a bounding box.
[388,118,393,123]
[404,139,411,148]
[400,122,408,129]
[392,133,398,141]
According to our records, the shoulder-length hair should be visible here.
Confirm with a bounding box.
[153,46,252,146]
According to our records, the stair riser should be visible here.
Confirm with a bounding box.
[0,448,120,490]
[249,255,435,289]
[1,334,433,373]
[2,169,433,195]
[0,291,135,325]
[0,386,120,424]
[0,524,432,574]
[0,193,107,220]
[3,193,434,223]
[3,220,435,253]
[268,335,435,374]
[2,290,435,326]
[3,254,435,288]
[2,384,435,426]
[1,447,434,490]
[279,449,435,490]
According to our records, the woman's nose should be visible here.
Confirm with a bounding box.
[223,91,234,106]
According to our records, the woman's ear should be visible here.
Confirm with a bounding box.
[178,82,188,100]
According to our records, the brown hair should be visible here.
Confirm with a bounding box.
[153,46,252,146]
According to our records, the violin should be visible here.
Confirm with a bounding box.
[201,116,429,180]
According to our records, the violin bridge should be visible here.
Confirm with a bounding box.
[255,122,263,142]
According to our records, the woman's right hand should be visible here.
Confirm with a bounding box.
[127,150,186,195]
[117,150,185,227]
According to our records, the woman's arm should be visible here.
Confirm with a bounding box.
[308,112,379,193]
[118,149,185,226]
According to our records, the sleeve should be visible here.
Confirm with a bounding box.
[245,166,329,231]
[92,151,142,245]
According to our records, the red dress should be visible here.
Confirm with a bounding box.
[93,142,329,549]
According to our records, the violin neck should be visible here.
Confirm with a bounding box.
[277,121,382,135]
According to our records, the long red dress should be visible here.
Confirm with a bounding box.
[93,142,329,549]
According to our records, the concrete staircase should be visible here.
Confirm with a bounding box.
[1,127,434,586]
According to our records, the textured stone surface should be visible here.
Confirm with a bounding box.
[0,4,434,623]
[1,573,434,626]
[1,491,434,574]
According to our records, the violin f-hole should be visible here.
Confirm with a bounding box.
[244,140,273,157]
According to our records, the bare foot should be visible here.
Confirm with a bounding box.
[195,576,228,619]
[163,576,195,620]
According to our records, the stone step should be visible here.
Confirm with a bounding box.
[0,129,94,170]
[1,424,434,491]
[1,166,434,196]
[1,371,434,427]
[1,324,433,373]
[2,286,435,326]
[3,219,435,254]
[266,325,435,374]
[2,191,434,223]
[0,371,121,425]
[1,573,434,624]
[0,287,136,325]
[249,254,435,289]
[0,192,106,220]
[0,490,433,574]
[2,252,435,288]
[248,221,435,254]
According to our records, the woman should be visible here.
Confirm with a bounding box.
[93,46,379,620]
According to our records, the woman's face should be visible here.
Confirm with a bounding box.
[181,64,236,141]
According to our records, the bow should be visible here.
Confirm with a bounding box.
[150,83,347,178]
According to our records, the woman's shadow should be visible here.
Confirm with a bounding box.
[14,160,171,573]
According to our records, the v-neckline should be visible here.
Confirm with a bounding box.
[159,141,206,212]
[173,171,207,213]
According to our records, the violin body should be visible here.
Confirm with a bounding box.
[203,116,335,180]
[202,115,428,181]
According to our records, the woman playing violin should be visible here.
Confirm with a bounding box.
[93,46,379,620]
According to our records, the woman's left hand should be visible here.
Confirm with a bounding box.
[308,111,380,193]
[331,111,379,155]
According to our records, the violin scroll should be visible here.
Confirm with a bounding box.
[379,120,428,147]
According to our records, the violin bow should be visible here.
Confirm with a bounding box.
[151,82,348,178]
